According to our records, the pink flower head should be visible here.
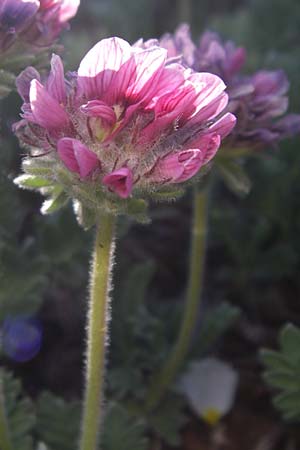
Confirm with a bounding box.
[15,37,235,210]
[154,24,300,149]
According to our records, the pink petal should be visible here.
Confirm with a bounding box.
[208,113,236,138]
[155,153,185,181]
[80,100,116,127]
[176,150,204,182]
[16,67,41,102]
[102,167,133,198]
[190,92,229,124]
[57,138,99,178]
[139,83,197,144]
[77,37,134,101]
[187,133,221,165]
[154,149,204,183]
[57,138,79,173]
[46,54,66,104]
[189,72,227,113]
[29,79,69,129]
[126,46,167,103]
[148,64,186,105]
[59,0,80,22]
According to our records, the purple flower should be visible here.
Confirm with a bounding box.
[14,37,235,209]
[155,24,300,148]
[1,317,42,362]
[0,0,79,97]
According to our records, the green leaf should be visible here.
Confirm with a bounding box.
[263,371,299,391]
[279,324,300,364]
[190,302,240,358]
[121,198,150,224]
[0,370,35,450]
[41,191,69,215]
[73,200,97,230]
[22,159,54,177]
[148,396,187,446]
[260,349,292,372]
[273,391,300,421]
[101,403,148,450]
[36,392,81,450]
[261,323,300,422]
[14,175,54,190]
[217,160,251,196]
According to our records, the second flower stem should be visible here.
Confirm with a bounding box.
[145,187,208,411]
[79,214,116,450]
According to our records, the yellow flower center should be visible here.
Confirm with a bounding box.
[201,408,221,426]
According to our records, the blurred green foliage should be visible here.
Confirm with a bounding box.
[0,370,35,450]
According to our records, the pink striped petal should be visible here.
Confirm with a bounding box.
[187,133,221,165]
[190,92,229,124]
[189,72,227,112]
[126,46,167,103]
[29,79,69,130]
[149,64,186,103]
[208,113,236,138]
[139,84,197,144]
[57,138,99,178]
[154,149,204,183]
[175,150,204,182]
[77,37,134,101]
[46,54,66,104]
[80,100,116,127]
[102,167,133,198]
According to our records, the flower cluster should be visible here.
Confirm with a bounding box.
[0,0,79,97]
[154,24,300,148]
[14,37,235,220]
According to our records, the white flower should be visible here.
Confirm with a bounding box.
[177,357,238,425]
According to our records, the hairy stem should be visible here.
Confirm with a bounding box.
[145,187,208,411]
[79,214,116,450]
[0,377,13,450]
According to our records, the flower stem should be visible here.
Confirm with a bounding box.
[0,377,13,450]
[145,187,208,411]
[79,214,116,450]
